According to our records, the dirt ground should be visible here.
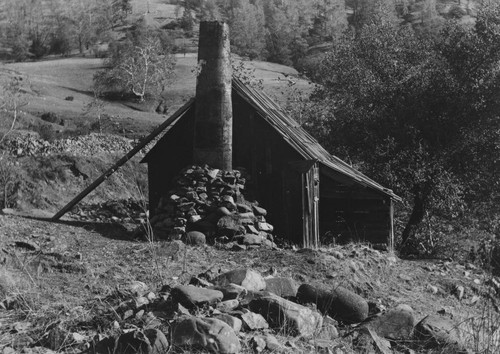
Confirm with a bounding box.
[1,212,499,353]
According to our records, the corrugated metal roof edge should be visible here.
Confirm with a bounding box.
[232,78,402,202]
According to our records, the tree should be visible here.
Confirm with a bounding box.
[230,0,266,59]
[179,8,195,36]
[0,76,29,144]
[350,0,398,31]
[309,0,348,43]
[201,0,222,21]
[94,26,176,102]
[304,4,500,252]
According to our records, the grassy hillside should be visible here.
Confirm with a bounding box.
[0,54,312,138]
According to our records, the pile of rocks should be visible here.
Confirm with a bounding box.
[2,133,134,157]
[82,266,468,354]
[149,165,275,248]
[88,268,360,354]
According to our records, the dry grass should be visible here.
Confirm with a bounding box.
[0,52,312,140]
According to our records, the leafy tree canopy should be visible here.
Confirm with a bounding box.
[94,21,176,103]
[304,4,500,252]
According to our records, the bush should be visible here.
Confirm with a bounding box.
[34,124,57,142]
[0,155,21,209]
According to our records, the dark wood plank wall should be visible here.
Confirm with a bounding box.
[148,107,195,214]
[146,95,393,247]
[232,94,305,244]
[319,170,391,245]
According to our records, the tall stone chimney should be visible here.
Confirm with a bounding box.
[193,21,233,170]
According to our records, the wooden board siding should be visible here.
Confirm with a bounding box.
[147,107,195,214]
[319,170,392,245]
[142,80,399,247]
[232,94,305,244]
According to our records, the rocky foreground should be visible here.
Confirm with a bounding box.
[1,212,500,354]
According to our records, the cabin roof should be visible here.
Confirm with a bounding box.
[142,78,401,201]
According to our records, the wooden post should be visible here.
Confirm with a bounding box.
[51,99,194,221]
[193,21,233,170]
[389,198,395,251]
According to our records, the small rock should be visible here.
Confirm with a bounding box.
[189,276,213,287]
[124,281,149,297]
[215,283,248,300]
[136,309,145,319]
[454,285,465,300]
[122,309,134,320]
[251,336,266,352]
[365,304,416,340]
[252,205,267,216]
[214,269,266,292]
[264,334,282,351]
[71,332,86,343]
[12,322,31,333]
[427,285,438,294]
[146,329,169,354]
[136,296,150,308]
[414,314,467,351]
[241,310,270,330]
[171,285,223,309]
[114,330,151,354]
[265,277,298,299]
[146,292,156,301]
[469,295,480,305]
[317,316,339,340]
[237,234,264,245]
[216,299,239,312]
[185,231,206,246]
[1,208,15,215]
[213,314,243,333]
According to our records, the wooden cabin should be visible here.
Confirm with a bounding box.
[51,21,399,244]
[141,77,400,248]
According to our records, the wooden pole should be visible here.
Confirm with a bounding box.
[51,98,194,221]
[193,21,233,170]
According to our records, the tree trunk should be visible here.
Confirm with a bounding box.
[400,184,428,251]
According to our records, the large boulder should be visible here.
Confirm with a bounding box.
[297,283,368,324]
[171,285,223,309]
[172,315,241,353]
[365,304,416,340]
[249,293,323,337]
[214,269,266,292]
